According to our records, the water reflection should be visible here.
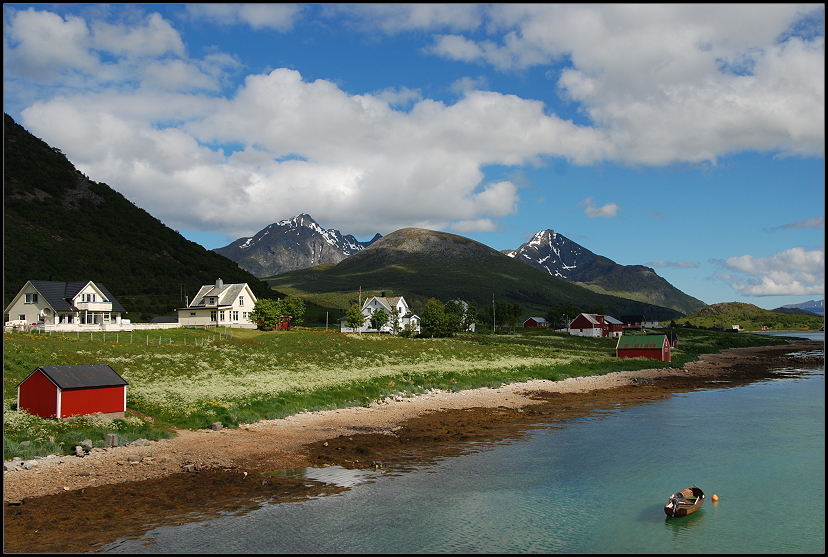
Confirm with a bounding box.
[265,465,381,488]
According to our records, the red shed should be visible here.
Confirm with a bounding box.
[616,335,671,362]
[17,364,128,420]
[523,317,549,328]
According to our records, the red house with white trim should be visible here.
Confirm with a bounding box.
[567,313,624,338]
[17,364,128,420]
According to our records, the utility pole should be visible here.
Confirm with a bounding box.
[492,293,496,332]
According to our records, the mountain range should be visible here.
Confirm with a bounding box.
[214,214,380,277]
[779,299,824,316]
[215,217,706,316]
[264,227,686,321]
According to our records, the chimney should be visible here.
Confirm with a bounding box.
[215,278,223,289]
[381,292,386,298]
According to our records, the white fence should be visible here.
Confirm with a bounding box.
[4,322,181,333]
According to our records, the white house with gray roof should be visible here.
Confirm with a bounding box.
[5,280,129,331]
[341,295,420,334]
[177,279,258,328]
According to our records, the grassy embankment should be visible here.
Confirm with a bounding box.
[3,327,789,461]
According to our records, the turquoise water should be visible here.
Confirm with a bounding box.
[105,337,824,553]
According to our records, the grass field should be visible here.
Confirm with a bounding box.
[3,327,787,461]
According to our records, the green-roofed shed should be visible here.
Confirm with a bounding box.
[616,334,671,362]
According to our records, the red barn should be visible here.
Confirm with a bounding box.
[616,335,671,362]
[523,317,549,328]
[17,364,128,420]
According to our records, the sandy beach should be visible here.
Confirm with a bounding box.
[3,340,823,553]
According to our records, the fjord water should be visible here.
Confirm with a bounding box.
[107,334,824,554]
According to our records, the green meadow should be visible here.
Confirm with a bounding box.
[3,327,787,461]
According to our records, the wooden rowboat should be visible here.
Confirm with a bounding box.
[664,485,705,518]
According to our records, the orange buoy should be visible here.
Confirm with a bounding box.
[711,494,719,501]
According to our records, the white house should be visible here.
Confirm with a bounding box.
[341,295,420,334]
[177,279,258,328]
[5,280,129,331]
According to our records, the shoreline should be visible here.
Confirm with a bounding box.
[4,341,822,503]
[3,341,824,553]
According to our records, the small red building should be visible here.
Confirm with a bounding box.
[523,317,549,328]
[17,364,128,420]
[616,335,671,362]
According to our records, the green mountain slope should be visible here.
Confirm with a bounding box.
[3,114,279,320]
[675,302,824,331]
[266,228,685,322]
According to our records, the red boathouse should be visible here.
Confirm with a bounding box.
[17,364,128,420]
[616,335,671,362]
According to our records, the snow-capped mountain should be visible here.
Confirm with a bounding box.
[502,230,606,281]
[214,214,381,278]
[503,229,707,316]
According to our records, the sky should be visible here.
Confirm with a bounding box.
[3,4,824,310]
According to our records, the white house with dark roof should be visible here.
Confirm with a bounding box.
[4,280,129,331]
[340,295,420,334]
[177,278,258,328]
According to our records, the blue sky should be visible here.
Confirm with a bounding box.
[3,4,824,310]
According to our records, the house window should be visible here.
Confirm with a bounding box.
[208,297,216,305]
[18,314,26,321]
[210,310,217,322]
[231,311,239,321]
[25,293,38,304]
[190,312,196,317]
[242,312,248,319]
[239,296,244,306]
[219,311,225,321]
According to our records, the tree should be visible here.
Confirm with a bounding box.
[249,299,282,331]
[249,296,307,330]
[370,307,389,332]
[389,306,401,335]
[345,303,366,331]
[587,304,606,316]
[420,298,449,338]
[281,296,306,326]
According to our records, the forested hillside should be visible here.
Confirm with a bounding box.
[3,114,279,320]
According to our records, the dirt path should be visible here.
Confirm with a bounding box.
[3,341,822,553]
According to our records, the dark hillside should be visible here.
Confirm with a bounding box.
[267,228,685,321]
[3,114,279,320]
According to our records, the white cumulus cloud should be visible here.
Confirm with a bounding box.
[717,247,825,296]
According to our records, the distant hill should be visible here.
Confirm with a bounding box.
[214,214,380,277]
[503,230,706,315]
[778,299,824,316]
[266,227,685,322]
[675,302,824,331]
[3,113,280,320]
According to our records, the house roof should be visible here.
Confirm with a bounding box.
[189,281,254,308]
[616,335,667,350]
[572,313,623,326]
[23,364,128,390]
[362,296,407,312]
[525,317,547,323]
[26,281,127,313]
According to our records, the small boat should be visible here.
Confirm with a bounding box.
[664,485,705,518]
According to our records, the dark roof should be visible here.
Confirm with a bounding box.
[28,281,127,313]
[25,364,128,390]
